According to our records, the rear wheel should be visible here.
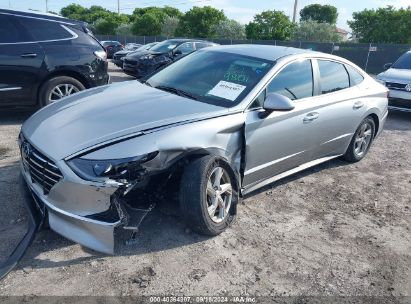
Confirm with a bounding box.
[342,117,375,162]
[39,76,85,107]
[179,156,238,235]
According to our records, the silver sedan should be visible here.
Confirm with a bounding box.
[19,45,388,254]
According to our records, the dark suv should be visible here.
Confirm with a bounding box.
[0,9,109,107]
[100,41,124,58]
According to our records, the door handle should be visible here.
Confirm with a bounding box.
[353,101,364,109]
[303,112,319,122]
[20,53,37,58]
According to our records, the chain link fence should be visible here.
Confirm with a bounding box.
[95,34,411,75]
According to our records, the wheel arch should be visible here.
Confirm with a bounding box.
[37,70,91,105]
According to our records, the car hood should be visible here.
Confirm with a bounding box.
[377,68,411,83]
[22,81,228,160]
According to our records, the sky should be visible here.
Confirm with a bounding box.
[1,0,410,31]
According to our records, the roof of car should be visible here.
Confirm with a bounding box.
[0,8,85,26]
[205,44,314,61]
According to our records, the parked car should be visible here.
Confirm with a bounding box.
[112,42,157,68]
[376,51,411,112]
[0,9,109,107]
[122,39,218,79]
[19,45,388,254]
[101,40,124,58]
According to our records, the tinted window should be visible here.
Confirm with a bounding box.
[147,51,274,107]
[174,42,195,55]
[0,15,29,43]
[150,40,180,53]
[318,60,349,94]
[18,17,73,41]
[392,52,411,69]
[267,60,313,100]
[345,65,364,86]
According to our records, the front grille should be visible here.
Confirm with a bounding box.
[21,139,63,195]
[389,97,411,109]
[386,82,407,91]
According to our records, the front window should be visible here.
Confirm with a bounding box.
[267,60,313,100]
[150,40,180,53]
[146,50,274,107]
[392,52,411,69]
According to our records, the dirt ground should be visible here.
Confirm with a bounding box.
[0,63,410,298]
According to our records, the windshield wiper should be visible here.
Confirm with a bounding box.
[155,85,199,101]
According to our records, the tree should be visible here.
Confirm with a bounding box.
[132,13,163,36]
[116,24,132,36]
[245,10,294,40]
[161,16,180,37]
[292,20,341,42]
[300,4,338,24]
[213,19,246,40]
[348,6,411,43]
[93,17,118,35]
[176,6,226,38]
[60,4,88,21]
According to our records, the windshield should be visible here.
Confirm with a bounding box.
[392,52,411,69]
[136,43,155,51]
[150,40,179,53]
[147,50,274,107]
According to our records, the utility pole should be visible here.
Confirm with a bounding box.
[292,0,298,23]
[45,0,48,12]
[117,0,120,14]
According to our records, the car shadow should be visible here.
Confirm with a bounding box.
[243,157,350,199]
[0,109,34,126]
[12,159,350,271]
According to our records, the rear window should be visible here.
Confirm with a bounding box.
[318,60,349,94]
[345,65,364,86]
[0,14,30,43]
[17,17,73,41]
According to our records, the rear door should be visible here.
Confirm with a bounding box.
[307,59,368,160]
[0,14,44,106]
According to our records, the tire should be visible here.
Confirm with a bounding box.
[179,155,238,236]
[342,116,376,162]
[39,76,85,107]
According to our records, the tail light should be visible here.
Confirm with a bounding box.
[94,50,107,62]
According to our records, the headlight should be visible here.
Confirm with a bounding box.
[67,152,158,181]
[141,54,155,60]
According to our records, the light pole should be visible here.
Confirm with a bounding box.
[292,0,298,23]
[45,0,48,12]
[117,0,120,14]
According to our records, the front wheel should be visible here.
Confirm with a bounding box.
[179,156,238,236]
[342,117,376,162]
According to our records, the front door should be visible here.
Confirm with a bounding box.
[243,59,318,188]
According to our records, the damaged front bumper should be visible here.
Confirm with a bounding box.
[19,159,152,255]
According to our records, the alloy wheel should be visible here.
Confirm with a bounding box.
[48,84,80,103]
[354,121,373,157]
[206,167,232,223]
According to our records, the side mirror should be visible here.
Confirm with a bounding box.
[383,63,392,70]
[259,93,295,118]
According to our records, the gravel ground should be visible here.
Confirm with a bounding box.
[0,63,410,297]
